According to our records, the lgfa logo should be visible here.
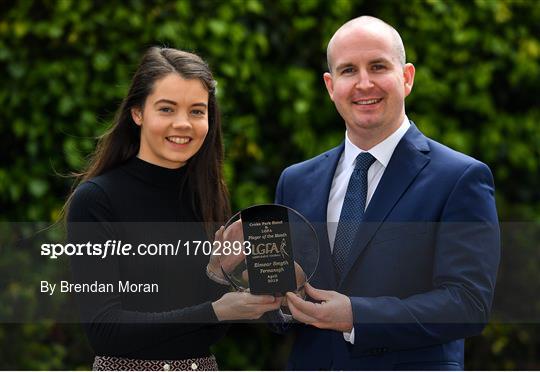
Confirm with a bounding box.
[253,238,289,259]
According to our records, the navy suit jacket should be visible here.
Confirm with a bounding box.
[274,122,500,370]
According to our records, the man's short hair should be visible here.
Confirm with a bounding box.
[326,16,406,72]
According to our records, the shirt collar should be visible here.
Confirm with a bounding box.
[343,116,411,169]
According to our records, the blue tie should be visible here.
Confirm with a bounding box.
[333,152,376,278]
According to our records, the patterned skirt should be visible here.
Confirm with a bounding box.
[93,355,218,371]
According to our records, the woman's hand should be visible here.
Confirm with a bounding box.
[212,292,282,321]
[208,221,246,282]
[207,226,226,278]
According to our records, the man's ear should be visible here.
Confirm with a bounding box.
[403,63,415,97]
[323,72,335,101]
[131,107,143,126]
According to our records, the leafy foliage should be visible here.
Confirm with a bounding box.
[1,0,539,369]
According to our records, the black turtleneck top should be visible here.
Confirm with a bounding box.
[67,157,228,360]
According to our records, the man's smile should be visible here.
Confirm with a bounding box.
[352,98,383,105]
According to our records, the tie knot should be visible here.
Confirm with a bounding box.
[354,152,376,173]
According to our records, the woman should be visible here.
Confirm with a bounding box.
[66,47,280,371]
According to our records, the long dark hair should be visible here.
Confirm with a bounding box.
[65,47,230,232]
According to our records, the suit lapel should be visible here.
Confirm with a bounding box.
[303,143,343,289]
[338,123,431,287]
[304,143,344,222]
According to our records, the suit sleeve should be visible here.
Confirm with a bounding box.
[349,162,500,354]
[67,181,220,355]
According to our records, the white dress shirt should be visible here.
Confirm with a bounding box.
[327,117,410,344]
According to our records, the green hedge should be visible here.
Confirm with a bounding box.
[1,0,539,369]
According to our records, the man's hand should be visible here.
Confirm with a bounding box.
[286,283,353,333]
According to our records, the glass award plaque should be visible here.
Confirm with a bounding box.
[218,204,319,297]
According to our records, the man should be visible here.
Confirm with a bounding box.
[277,16,500,370]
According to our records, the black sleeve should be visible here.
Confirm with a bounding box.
[67,181,220,355]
